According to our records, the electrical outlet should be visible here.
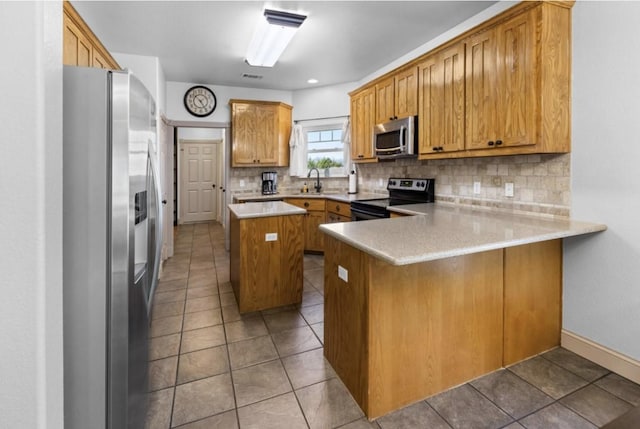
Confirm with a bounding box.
[473,181,481,195]
[505,182,514,197]
[240,179,245,187]
[338,265,348,282]
[378,178,384,187]
[265,233,277,242]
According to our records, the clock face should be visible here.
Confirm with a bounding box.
[184,86,217,117]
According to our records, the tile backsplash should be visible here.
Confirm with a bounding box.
[229,153,571,217]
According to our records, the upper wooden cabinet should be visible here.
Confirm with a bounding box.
[350,87,377,162]
[63,1,120,70]
[353,1,573,161]
[375,66,418,123]
[230,99,292,167]
[418,43,465,156]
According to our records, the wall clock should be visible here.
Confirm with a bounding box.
[184,85,217,117]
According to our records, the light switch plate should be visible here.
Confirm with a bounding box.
[473,181,481,195]
[338,265,348,282]
[265,233,278,242]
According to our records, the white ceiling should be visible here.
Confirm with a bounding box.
[72,1,498,91]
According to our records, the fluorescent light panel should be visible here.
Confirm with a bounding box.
[246,9,306,67]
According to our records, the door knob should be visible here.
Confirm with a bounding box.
[161,200,167,205]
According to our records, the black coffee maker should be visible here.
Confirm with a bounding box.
[261,171,278,195]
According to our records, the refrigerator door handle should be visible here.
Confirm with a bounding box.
[147,145,163,315]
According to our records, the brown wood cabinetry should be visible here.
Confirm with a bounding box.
[284,198,326,253]
[375,66,418,123]
[229,212,304,313]
[63,1,120,70]
[418,44,465,156]
[326,201,351,223]
[349,87,377,163]
[230,100,292,167]
[324,237,562,419]
[352,1,573,162]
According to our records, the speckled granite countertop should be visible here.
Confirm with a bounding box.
[228,201,306,219]
[320,203,607,266]
[232,192,386,204]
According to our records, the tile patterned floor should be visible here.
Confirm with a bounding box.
[145,222,640,429]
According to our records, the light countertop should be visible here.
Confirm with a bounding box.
[228,201,306,219]
[319,203,607,266]
[232,192,386,204]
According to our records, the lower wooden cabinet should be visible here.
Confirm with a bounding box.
[284,198,326,253]
[229,213,304,313]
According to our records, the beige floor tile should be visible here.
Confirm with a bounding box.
[232,360,292,407]
[183,308,222,331]
[150,315,183,338]
[186,286,218,299]
[282,348,336,390]
[237,392,307,429]
[300,303,323,324]
[377,401,449,429]
[149,333,181,361]
[177,345,229,384]
[271,326,322,357]
[295,378,364,429]
[225,316,268,343]
[300,290,324,307]
[228,335,278,370]
[154,289,187,304]
[176,410,238,429]
[180,325,226,353]
[149,356,178,391]
[152,301,185,320]
[145,387,174,429]
[172,373,235,427]
[185,295,220,313]
[310,322,324,344]
[263,309,307,333]
[156,278,188,292]
[427,384,512,428]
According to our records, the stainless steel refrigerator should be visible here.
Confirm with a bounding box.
[63,66,162,429]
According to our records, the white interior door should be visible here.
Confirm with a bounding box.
[180,141,219,223]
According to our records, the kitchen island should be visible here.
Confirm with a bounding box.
[319,203,606,419]
[228,201,306,313]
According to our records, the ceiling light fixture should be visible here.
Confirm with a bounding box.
[307,78,318,84]
[245,9,307,67]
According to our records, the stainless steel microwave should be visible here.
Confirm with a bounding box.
[373,116,418,159]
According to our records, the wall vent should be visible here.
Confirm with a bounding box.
[242,73,263,79]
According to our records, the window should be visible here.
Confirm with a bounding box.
[304,125,346,177]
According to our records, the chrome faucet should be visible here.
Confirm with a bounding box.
[307,168,322,193]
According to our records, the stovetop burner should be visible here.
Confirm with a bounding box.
[350,178,435,221]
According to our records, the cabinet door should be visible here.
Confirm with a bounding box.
[495,10,536,148]
[394,67,418,119]
[465,27,498,150]
[305,210,325,252]
[232,103,257,165]
[63,15,91,67]
[375,77,395,123]
[419,44,465,155]
[254,104,279,164]
[350,87,376,162]
[92,49,109,69]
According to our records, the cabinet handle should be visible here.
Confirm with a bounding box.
[336,205,340,211]
[304,202,309,208]
[432,146,439,152]
[495,140,503,146]
[488,141,495,146]
[358,154,364,158]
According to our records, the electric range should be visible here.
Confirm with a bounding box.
[350,178,435,221]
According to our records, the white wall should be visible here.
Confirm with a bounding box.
[166,81,292,123]
[114,52,167,114]
[291,82,358,121]
[177,127,224,140]
[564,1,640,360]
[0,2,64,428]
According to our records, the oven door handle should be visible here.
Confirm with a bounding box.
[350,206,387,220]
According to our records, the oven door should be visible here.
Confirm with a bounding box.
[350,206,389,221]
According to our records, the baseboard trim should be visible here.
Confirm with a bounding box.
[561,330,640,384]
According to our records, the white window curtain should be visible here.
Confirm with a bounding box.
[289,123,307,177]
[341,118,352,174]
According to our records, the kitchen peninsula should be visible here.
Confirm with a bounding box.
[319,204,606,419]
[228,201,306,313]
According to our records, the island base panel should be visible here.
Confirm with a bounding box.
[503,239,562,365]
[324,236,504,419]
[230,213,304,313]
